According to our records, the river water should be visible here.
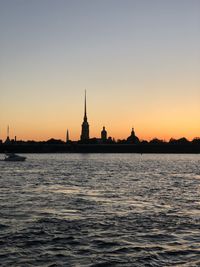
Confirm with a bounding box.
[0,154,200,266]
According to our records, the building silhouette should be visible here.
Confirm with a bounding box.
[80,90,89,141]
[127,128,140,144]
[101,126,107,142]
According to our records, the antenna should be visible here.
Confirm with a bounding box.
[7,125,9,138]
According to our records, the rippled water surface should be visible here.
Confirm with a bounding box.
[0,153,200,266]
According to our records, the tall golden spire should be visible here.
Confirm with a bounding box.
[84,89,87,121]
[80,90,89,141]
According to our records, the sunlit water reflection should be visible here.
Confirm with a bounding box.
[0,154,200,266]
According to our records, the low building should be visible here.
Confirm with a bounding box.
[127,128,140,144]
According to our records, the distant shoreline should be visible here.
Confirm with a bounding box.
[0,143,200,154]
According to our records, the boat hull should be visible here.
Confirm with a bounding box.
[4,153,26,161]
[4,157,26,161]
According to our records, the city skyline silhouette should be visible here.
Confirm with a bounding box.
[0,1,199,141]
[0,91,199,144]
[1,3,200,266]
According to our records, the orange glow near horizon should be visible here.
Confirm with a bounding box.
[1,86,199,142]
[1,113,199,142]
[0,1,200,142]
[1,85,200,142]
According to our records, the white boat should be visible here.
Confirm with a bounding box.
[4,153,26,161]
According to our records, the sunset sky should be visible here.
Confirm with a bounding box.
[0,0,200,141]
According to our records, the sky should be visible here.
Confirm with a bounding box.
[0,0,200,141]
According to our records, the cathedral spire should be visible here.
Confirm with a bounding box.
[80,90,89,141]
[84,89,87,121]
[66,129,69,143]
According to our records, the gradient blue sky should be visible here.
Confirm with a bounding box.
[0,0,200,141]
